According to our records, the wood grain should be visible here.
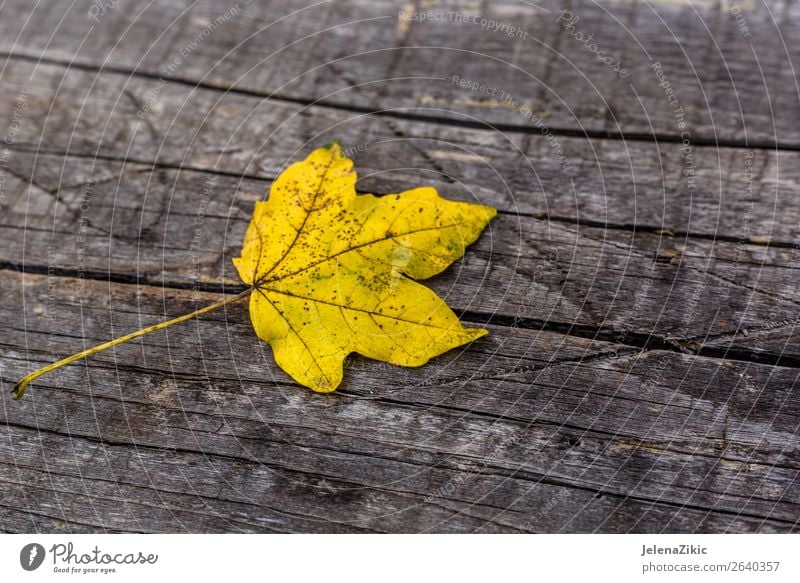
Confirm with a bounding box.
[1,149,798,360]
[1,271,798,533]
[0,0,798,144]
[1,59,799,244]
[0,0,798,534]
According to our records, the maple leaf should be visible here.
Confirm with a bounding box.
[232,142,496,392]
[10,143,495,399]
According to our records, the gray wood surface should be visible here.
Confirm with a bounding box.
[2,0,800,145]
[0,0,798,533]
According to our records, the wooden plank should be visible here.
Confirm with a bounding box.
[1,270,797,532]
[2,60,799,244]
[1,0,797,536]
[2,148,799,359]
[0,0,798,144]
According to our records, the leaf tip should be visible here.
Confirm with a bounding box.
[306,374,343,394]
[323,138,344,153]
[470,327,490,340]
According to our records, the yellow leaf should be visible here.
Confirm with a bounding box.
[233,143,496,392]
[10,142,495,400]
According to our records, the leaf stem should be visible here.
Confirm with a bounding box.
[11,288,254,400]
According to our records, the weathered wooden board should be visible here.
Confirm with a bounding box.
[1,0,799,144]
[0,0,798,534]
[1,271,798,533]
[2,148,798,360]
[2,59,799,245]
